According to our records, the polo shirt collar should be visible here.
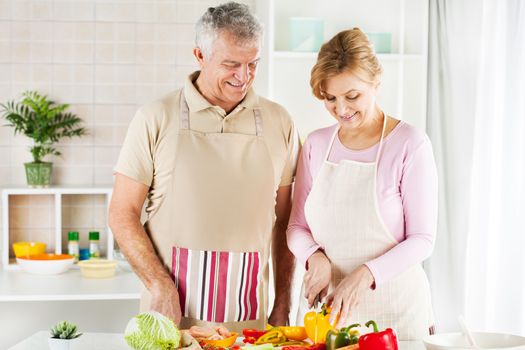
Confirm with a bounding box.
[183,71,260,114]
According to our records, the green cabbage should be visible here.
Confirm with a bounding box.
[124,311,181,350]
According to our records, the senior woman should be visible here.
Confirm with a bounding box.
[287,28,437,340]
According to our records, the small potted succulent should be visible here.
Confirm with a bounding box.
[1,91,87,187]
[48,320,83,350]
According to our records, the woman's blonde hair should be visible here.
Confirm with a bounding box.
[310,28,382,99]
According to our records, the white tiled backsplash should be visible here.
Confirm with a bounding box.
[0,0,256,254]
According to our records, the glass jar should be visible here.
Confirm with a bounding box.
[67,231,79,262]
[88,231,100,258]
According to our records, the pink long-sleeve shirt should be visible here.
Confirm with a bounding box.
[287,122,438,287]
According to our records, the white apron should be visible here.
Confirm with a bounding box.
[140,91,276,332]
[297,115,434,340]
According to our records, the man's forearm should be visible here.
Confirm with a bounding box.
[110,212,174,290]
[272,220,295,312]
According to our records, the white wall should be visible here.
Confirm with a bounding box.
[0,0,253,347]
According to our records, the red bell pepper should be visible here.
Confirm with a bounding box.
[358,320,398,350]
[243,329,267,339]
[242,329,267,344]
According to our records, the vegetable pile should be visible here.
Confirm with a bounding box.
[242,326,309,346]
[297,304,399,350]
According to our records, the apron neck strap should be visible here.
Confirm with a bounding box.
[324,110,388,162]
[180,90,263,136]
[180,91,191,130]
[375,110,387,164]
[253,108,263,136]
[324,126,339,161]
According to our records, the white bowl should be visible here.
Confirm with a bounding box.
[424,332,525,349]
[16,254,75,275]
[78,259,117,278]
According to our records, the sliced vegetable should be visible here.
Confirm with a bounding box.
[242,329,267,340]
[200,332,238,347]
[281,343,327,350]
[358,320,398,350]
[254,329,286,345]
[331,345,359,350]
[274,340,311,347]
[241,344,275,350]
[304,304,335,344]
[279,326,308,341]
[242,336,257,344]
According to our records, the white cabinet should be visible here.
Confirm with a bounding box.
[1,186,114,269]
[255,0,429,137]
[0,187,141,350]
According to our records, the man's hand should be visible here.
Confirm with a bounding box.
[150,281,182,325]
[268,303,289,326]
[109,174,181,324]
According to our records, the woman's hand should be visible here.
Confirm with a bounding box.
[304,250,332,308]
[326,264,375,328]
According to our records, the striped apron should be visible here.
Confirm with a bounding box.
[140,91,276,332]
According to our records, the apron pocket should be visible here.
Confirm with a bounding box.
[172,246,261,323]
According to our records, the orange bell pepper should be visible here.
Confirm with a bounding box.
[304,304,336,344]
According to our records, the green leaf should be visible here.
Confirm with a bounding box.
[1,90,87,162]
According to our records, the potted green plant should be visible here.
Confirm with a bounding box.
[48,320,83,350]
[1,91,87,187]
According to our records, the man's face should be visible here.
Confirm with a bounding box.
[195,31,260,111]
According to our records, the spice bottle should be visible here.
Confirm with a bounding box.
[79,248,90,261]
[67,231,79,262]
[88,231,100,258]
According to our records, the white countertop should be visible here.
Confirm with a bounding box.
[10,331,427,350]
[9,331,130,350]
[0,267,141,301]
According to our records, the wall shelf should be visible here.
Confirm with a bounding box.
[1,186,114,270]
[0,268,140,302]
[273,51,425,61]
[255,0,430,137]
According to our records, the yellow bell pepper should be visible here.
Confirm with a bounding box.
[200,332,239,347]
[304,304,337,344]
[279,326,308,341]
[254,329,287,345]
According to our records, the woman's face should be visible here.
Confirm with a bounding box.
[322,71,379,130]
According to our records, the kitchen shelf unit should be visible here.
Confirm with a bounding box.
[0,268,140,302]
[254,0,429,137]
[1,186,114,270]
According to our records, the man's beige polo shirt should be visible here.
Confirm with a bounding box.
[115,71,300,217]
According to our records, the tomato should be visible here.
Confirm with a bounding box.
[242,336,257,344]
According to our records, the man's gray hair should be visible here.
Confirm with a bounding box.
[195,2,263,57]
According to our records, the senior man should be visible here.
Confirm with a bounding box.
[109,2,299,331]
